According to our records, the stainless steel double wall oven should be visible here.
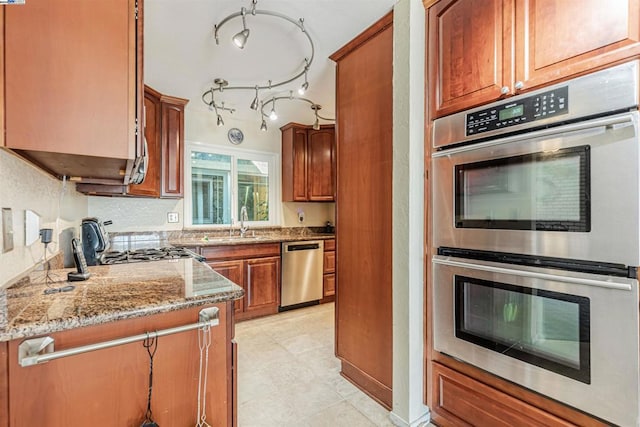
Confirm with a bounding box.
[432,61,640,427]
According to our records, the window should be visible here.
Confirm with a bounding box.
[185,143,279,227]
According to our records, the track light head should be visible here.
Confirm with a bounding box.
[217,114,224,127]
[298,81,309,95]
[260,119,268,131]
[250,86,259,110]
[233,8,250,48]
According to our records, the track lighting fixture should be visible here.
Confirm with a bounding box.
[204,1,321,127]
[232,8,250,49]
[260,119,268,131]
[217,114,224,127]
[298,60,310,95]
[250,86,259,110]
[269,98,278,121]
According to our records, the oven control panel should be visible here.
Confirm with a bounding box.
[466,86,569,136]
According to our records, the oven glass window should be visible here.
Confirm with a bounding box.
[455,145,590,231]
[455,275,590,383]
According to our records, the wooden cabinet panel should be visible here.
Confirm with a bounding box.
[307,128,336,201]
[281,123,335,202]
[331,12,393,409]
[7,304,232,427]
[429,0,509,117]
[201,243,280,261]
[161,98,186,198]
[203,244,281,321]
[428,0,640,118]
[324,239,336,252]
[245,256,280,315]
[129,89,162,197]
[431,363,575,427]
[323,251,336,274]
[0,342,7,427]
[514,0,640,90]
[0,7,4,149]
[209,260,245,315]
[323,273,336,298]
[5,0,140,180]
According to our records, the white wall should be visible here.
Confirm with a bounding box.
[88,105,335,231]
[391,0,429,426]
[0,149,88,287]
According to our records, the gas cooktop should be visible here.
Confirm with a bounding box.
[100,247,204,265]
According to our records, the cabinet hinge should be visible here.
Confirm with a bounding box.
[135,0,139,20]
[135,118,139,136]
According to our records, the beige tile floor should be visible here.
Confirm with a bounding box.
[235,302,434,427]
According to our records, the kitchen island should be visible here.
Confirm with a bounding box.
[0,259,243,427]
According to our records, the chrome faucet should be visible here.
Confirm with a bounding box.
[239,205,249,237]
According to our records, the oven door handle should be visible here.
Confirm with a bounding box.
[432,256,634,291]
[432,112,635,157]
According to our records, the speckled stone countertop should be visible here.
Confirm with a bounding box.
[0,259,244,342]
[109,227,335,251]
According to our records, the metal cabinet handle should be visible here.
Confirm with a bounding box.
[500,86,510,95]
[514,80,524,90]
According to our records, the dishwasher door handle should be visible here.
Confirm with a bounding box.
[286,243,321,251]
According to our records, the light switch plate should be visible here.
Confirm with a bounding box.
[2,208,14,253]
[167,212,179,223]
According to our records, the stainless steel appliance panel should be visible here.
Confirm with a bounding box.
[433,255,639,427]
[433,60,639,149]
[432,111,640,266]
[281,241,324,307]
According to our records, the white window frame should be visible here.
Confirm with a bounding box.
[185,141,280,228]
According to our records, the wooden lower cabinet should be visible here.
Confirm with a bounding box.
[321,239,336,303]
[431,363,580,427]
[5,303,235,426]
[1,342,8,427]
[204,243,281,321]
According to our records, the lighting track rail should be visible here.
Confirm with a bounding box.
[202,0,320,129]
[259,92,335,131]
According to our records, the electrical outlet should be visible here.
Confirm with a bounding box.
[297,208,305,223]
[167,212,179,223]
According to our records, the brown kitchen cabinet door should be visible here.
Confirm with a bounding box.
[0,342,7,427]
[428,0,511,118]
[281,125,309,201]
[209,260,245,315]
[307,127,336,201]
[5,0,140,170]
[331,12,393,409]
[244,256,280,316]
[129,87,162,197]
[7,304,232,427]
[514,0,640,90]
[323,273,336,298]
[161,97,187,198]
[281,123,335,202]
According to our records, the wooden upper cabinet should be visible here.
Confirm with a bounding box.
[160,95,187,198]
[307,128,336,201]
[128,85,188,198]
[428,0,640,119]
[514,0,640,89]
[281,123,335,202]
[4,0,142,182]
[429,0,510,118]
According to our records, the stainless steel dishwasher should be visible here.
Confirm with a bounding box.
[280,240,324,309]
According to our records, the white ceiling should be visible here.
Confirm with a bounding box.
[144,0,396,129]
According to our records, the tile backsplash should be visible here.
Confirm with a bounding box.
[0,149,88,287]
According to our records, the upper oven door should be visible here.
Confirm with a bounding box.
[432,111,640,266]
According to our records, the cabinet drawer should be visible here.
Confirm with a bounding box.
[323,273,335,297]
[323,251,335,274]
[201,243,280,261]
[324,239,335,251]
[431,363,573,427]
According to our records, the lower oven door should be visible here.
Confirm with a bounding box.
[433,255,639,427]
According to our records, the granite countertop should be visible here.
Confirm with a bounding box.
[169,232,335,248]
[0,258,244,342]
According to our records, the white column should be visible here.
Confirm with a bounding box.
[391,0,430,426]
